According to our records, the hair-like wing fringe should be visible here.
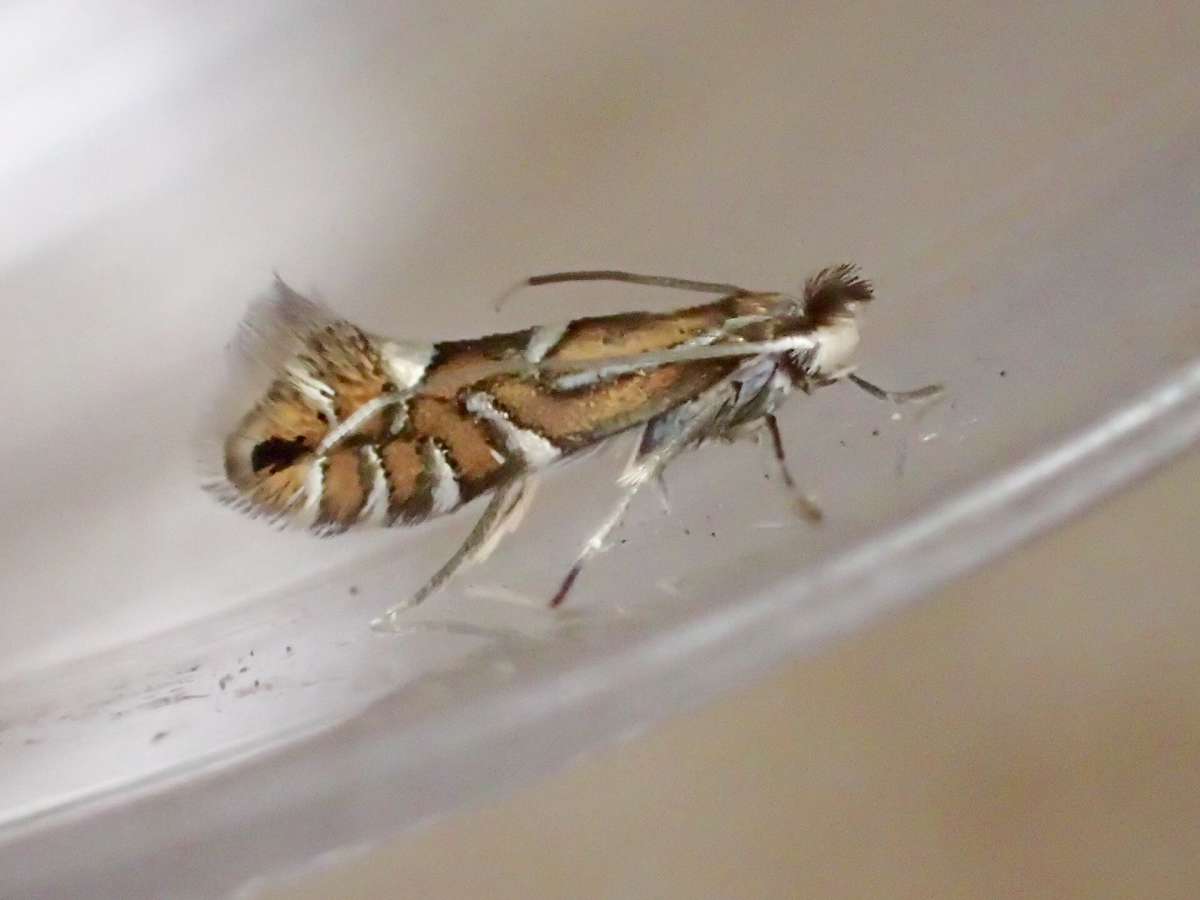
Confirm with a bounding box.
[194,277,344,532]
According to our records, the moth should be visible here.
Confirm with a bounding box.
[206,266,939,626]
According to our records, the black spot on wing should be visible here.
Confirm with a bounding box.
[251,435,308,474]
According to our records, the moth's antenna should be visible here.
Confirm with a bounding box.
[495,270,751,311]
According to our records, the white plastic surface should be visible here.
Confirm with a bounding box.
[1,3,1198,897]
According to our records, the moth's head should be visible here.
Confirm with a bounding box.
[800,264,873,327]
[795,264,874,377]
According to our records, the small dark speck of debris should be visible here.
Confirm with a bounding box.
[999,369,1007,377]
[188,664,200,673]
[839,440,847,447]
[254,679,261,688]
[151,731,169,744]
[619,538,627,545]
[349,585,359,596]
[238,666,248,674]
[249,650,255,657]
[219,675,232,691]
[710,531,717,538]
[286,645,294,655]
[871,429,880,437]
[684,528,691,536]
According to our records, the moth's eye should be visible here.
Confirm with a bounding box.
[250,435,309,474]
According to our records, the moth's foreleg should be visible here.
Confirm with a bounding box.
[846,373,943,404]
[373,473,529,630]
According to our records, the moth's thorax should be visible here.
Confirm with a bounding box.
[805,311,861,376]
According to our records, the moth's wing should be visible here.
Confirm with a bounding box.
[233,276,342,373]
[196,279,388,532]
[196,279,328,521]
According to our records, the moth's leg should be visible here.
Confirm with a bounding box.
[373,473,529,630]
[844,374,943,481]
[653,472,672,514]
[846,373,943,404]
[469,473,539,564]
[551,385,731,607]
[549,432,665,608]
[714,363,823,523]
[765,414,823,523]
[763,414,797,490]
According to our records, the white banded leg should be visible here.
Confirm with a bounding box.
[373,473,530,630]
[549,439,654,608]
[550,383,731,607]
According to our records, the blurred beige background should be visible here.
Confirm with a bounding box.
[269,450,1200,898]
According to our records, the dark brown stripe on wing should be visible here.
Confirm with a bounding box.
[379,437,429,522]
[418,301,733,399]
[408,396,507,500]
[421,330,533,399]
[544,304,729,365]
[319,448,367,528]
[485,360,737,452]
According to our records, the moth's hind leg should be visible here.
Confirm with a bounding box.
[373,472,531,631]
[551,384,732,608]
[549,434,661,608]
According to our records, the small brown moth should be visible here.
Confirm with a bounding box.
[205,267,938,626]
